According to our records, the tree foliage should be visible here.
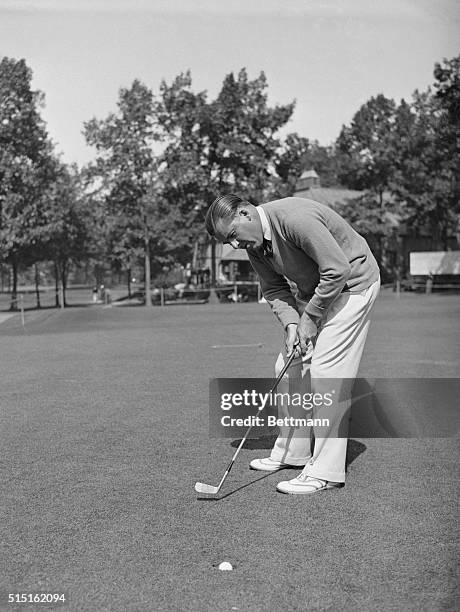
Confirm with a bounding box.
[336,55,460,268]
[336,94,398,196]
[153,68,309,264]
[389,56,460,247]
[2,53,459,299]
[41,163,91,304]
[207,69,295,201]
[0,57,56,308]
[84,79,162,277]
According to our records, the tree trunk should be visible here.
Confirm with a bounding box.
[210,237,216,286]
[54,262,60,307]
[127,268,132,298]
[144,214,152,307]
[377,189,391,280]
[34,264,41,309]
[441,218,449,251]
[61,260,68,307]
[391,231,403,291]
[10,258,18,311]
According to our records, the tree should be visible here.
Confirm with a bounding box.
[389,56,460,249]
[433,55,460,131]
[153,72,212,270]
[84,80,161,305]
[336,94,397,199]
[335,94,401,279]
[0,57,55,309]
[301,141,341,187]
[207,69,296,202]
[153,69,305,284]
[78,173,112,292]
[336,56,460,280]
[272,132,310,197]
[431,55,460,244]
[40,163,91,306]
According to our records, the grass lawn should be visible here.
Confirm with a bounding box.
[1,290,459,611]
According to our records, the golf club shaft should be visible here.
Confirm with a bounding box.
[214,347,299,491]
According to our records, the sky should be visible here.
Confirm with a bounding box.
[1,0,459,166]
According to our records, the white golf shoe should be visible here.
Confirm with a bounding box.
[276,474,343,494]
[249,457,299,472]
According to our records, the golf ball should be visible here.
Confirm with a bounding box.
[218,561,233,571]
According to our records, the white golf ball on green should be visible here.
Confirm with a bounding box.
[218,561,233,571]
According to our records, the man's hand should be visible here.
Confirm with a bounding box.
[285,324,301,357]
[297,312,319,355]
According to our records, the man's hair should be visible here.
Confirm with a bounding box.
[205,194,248,237]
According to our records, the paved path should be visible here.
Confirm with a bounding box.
[0,312,17,325]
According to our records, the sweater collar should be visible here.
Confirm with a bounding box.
[256,205,272,241]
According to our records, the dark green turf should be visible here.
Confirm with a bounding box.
[1,291,459,611]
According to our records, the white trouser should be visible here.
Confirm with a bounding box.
[270,279,380,482]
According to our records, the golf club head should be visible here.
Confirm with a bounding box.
[195,482,219,495]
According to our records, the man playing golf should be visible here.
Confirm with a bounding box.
[205,194,380,494]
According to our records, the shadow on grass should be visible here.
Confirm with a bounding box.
[345,439,366,468]
[230,435,366,470]
[2,303,95,314]
[196,471,280,501]
[230,433,278,450]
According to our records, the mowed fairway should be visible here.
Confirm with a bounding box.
[1,291,459,611]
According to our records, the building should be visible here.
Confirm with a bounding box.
[192,238,255,285]
[296,169,320,191]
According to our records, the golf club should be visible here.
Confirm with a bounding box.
[195,344,300,495]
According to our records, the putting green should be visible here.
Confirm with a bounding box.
[1,292,459,610]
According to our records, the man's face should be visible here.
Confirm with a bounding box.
[215,207,264,251]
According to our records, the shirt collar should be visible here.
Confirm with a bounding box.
[256,206,271,241]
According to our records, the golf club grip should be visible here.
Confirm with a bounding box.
[268,348,298,394]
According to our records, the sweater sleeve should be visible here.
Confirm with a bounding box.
[247,250,300,328]
[286,214,351,319]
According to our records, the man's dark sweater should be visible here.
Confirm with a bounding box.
[248,197,380,328]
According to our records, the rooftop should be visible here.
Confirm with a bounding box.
[300,169,319,180]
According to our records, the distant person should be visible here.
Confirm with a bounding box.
[174,283,186,298]
[205,194,380,495]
